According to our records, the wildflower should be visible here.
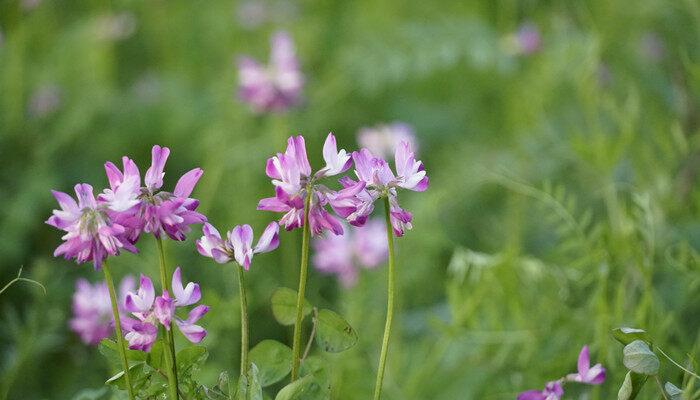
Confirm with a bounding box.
[196,222,280,269]
[515,23,541,55]
[257,133,351,236]
[517,381,563,400]
[70,276,134,345]
[312,219,387,287]
[237,31,303,113]
[337,142,428,236]
[122,269,208,351]
[565,345,606,384]
[101,145,207,242]
[357,122,418,159]
[46,183,137,269]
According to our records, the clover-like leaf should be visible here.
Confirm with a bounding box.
[315,308,358,353]
[665,382,683,400]
[613,327,652,346]
[235,363,263,400]
[617,371,648,400]
[274,374,328,400]
[623,340,659,375]
[249,340,293,387]
[98,339,146,371]
[271,287,312,326]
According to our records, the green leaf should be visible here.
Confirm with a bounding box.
[623,340,660,375]
[618,371,648,400]
[315,309,358,353]
[105,362,147,391]
[248,340,293,387]
[665,382,683,400]
[177,345,208,382]
[613,327,652,346]
[235,363,263,400]
[146,340,166,372]
[271,287,312,326]
[274,374,328,400]
[72,387,109,400]
[299,356,330,391]
[98,339,146,370]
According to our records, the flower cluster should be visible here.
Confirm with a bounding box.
[70,276,134,345]
[122,268,209,352]
[237,31,303,113]
[312,219,387,287]
[518,345,605,400]
[197,222,280,269]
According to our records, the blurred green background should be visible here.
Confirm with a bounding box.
[2,0,700,398]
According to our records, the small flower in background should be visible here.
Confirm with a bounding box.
[196,221,280,269]
[122,269,209,351]
[28,85,61,119]
[357,122,418,159]
[515,23,541,55]
[236,1,267,30]
[258,133,352,235]
[639,32,665,63]
[312,219,387,287]
[46,183,138,269]
[517,345,605,400]
[237,31,303,113]
[70,276,135,345]
[101,145,207,242]
[95,12,137,41]
[21,0,41,11]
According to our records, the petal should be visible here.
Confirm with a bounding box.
[517,391,546,400]
[229,225,254,267]
[145,145,170,190]
[585,364,606,385]
[254,222,280,254]
[171,267,201,306]
[291,135,311,176]
[578,345,590,376]
[104,161,124,190]
[176,321,207,343]
[74,183,97,209]
[174,168,203,198]
[257,195,291,212]
[154,291,175,328]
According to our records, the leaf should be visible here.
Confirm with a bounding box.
[613,327,652,346]
[623,340,660,375]
[271,287,312,326]
[248,340,293,387]
[315,309,358,353]
[98,339,146,371]
[618,371,648,400]
[177,345,208,382]
[146,340,166,372]
[299,356,330,392]
[665,382,683,400]
[235,363,263,400]
[105,362,147,391]
[72,387,109,400]
[274,374,328,400]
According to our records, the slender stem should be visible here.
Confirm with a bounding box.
[302,308,319,361]
[0,267,46,296]
[658,347,700,380]
[237,266,249,375]
[102,260,135,400]
[291,187,312,381]
[654,376,669,400]
[156,237,180,400]
[373,196,396,400]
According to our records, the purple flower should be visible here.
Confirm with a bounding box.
[515,23,541,55]
[338,141,428,236]
[69,276,135,345]
[237,31,303,113]
[257,133,351,236]
[196,222,280,270]
[101,145,207,242]
[517,381,563,400]
[122,269,208,351]
[357,122,418,159]
[312,219,387,287]
[566,345,606,384]
[46,184,137,269]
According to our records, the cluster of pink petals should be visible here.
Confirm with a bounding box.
[69,276,134,345]
[312,219,387,287]
[196,222,280,270]
[257,133,352,236]
[237,31,303,113]
[122,268,208,352]
[517,345,605,400]
[357,122,418,159]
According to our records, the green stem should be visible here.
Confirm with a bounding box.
[373,196,396,400]
[290,187,312,381]
[102,260,135,400]
[657,347,700,380]
[237,266,249,375]
[156,237,180,400]
[654,376,669,400]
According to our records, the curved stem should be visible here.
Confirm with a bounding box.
[654,376,669,400]
[291,188,312,381]
[156,237,180,400]
[657,347,700,380]
[0,267,46,296]
[373,196,396,400]
[302,308,319,361]
[237,266,249,375]
[102,260,135,400]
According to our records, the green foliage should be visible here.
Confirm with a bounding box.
[314,309,358,353]
[664,382,682,400]
[623,340,659,376]
[274,374,329,400]
[613,328,652,346]
[271,288,312,326]
[618,371,648,400]
[248,340,293,387]
[235,363,263,400]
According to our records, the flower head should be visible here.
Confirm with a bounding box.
[357,122,417,159]
[122,268,208,351]
[196,221,280,270]
[237,31,303,113]
[69,276,134,345]
[258,133,351,236]
[515,23,541,55]
[46,183,137,269]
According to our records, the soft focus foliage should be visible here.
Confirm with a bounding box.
[2,0,700,399]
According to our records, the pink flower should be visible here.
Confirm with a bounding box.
[122,269,208,351]
[69,276,134,345]
[515,23,541,55]
[46,183,137,269]
[357,122,418,159]
[312,219,387,287]
[517,381,563,400]
[237,31,303,113]
[566,345,606,384]
[257,133,351,236]
[100,145,207,242]
[196,222,280,270]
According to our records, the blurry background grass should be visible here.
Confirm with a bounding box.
[2,0,700,398]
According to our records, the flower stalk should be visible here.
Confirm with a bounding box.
[156,237,180,400]
[373,196,396,400]
[102,260,135,400]
[291,185,312,381]
[237,266,249,374]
